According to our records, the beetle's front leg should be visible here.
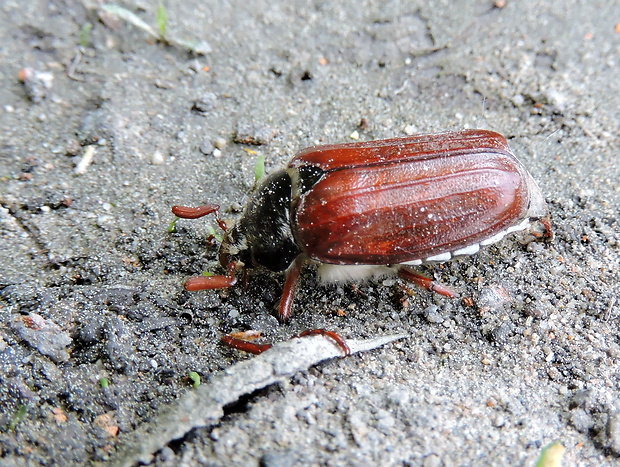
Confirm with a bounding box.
[277,255,306,322]
[183,263,238,291]
[172,204,227,231]
[397,267,456,298]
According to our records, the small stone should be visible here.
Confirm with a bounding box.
[65,139,82,156]
[404,124,417,135]
[260,450,295,467]
[607,412,620,455]
[158,447,176,462]
[570,408,594,433]
[228,308,240,319]
[423,454,441,467]
[493,414,506,427]
[234,120,278,145]
[151,151,165,165]
[477,285,511,313]
[199,139,215,155]
[386,388,410,407]
[192,92,217,113]
[10,313,72,362]
[568,390,590,409]
[97,215,113,228]
[104,316,135,371]
[423,305,444,323]
[19,68,54,103]
[214,137,228,149]
[490,321,514,344]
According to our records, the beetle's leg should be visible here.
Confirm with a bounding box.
[532,216,554,241]
[171,204,227,231]
[277,255,305,322]
[220,335,272,354]
[397,267,456,298]
[184,262,238,291]
[241,268,249,290]
[221,329,350,356]
[298,329,351,356]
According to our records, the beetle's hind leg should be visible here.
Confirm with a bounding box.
[297,329,350,356]
[397,267,456,298]
[221,329,350,356]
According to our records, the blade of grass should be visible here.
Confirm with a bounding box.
[101,4,158,39]
[80,22,93,47]
[156,0,167,38]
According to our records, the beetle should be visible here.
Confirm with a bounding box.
[172,129,551,325]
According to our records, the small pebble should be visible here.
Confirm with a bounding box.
[234,120,278,145]
[151,150,165,165]
[74,145,95,175]
[199,139,215,155]
[214,137,228,149]
[192,92,217,113]
[423,305,444,324]
[404,124,417,135]
[10,313,72,362]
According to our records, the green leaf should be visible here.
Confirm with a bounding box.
[168,216,179,233]
[535,442,565,467]
[206,224,222,242]
[188,371,201,388]
[99,377,109,388]
[254,155,265,182]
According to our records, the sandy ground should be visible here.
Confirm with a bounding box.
[1,0,619,465]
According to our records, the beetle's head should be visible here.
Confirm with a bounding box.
[218,222,252,270]
[214,169,303,273]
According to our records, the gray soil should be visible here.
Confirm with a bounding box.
[1,0,619,465]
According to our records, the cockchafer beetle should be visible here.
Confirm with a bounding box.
[172,129,552,328]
